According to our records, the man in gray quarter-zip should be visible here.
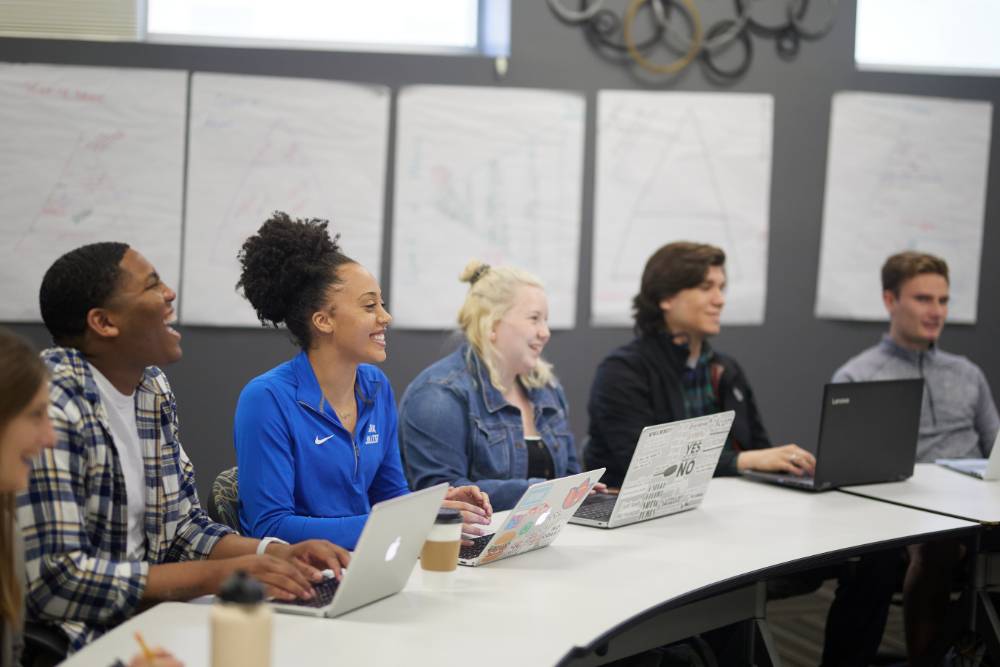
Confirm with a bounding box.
[832,251,998,462]
[828,251,998,667]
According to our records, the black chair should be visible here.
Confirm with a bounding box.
[22,621,68,667]
[208,466,240,533]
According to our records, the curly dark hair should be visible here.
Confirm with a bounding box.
[237,212,355,349]
[39,242,130,346]
[632,242,726,337]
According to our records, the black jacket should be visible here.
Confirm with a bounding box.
[585,334,772,487]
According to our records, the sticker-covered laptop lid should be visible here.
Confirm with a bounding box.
[474,468,605,565]
[608,411,734,527]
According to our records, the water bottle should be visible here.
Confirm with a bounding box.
[210,570,272,667]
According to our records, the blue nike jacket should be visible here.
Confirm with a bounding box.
[234,351,410,549]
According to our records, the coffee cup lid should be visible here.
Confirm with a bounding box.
[434,508,463,524]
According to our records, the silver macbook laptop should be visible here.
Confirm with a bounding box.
[271,483,448,618]
[570,412,734,529]
[743,379,923,491]
[936,431,1000,481]
[458,469,605,567]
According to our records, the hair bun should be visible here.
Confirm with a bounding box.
[459,260,490,285]
[238,212,341,326]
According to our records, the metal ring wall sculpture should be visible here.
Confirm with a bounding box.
[546,0,838,81]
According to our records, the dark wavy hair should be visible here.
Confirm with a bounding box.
[632,242,726,337]
[237,212,355,349]
[39,242,130,346]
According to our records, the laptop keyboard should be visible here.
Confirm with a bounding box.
[280,575,340,608]
[748,470,816,488]
[459,534,493,560]
[573,493,618,521]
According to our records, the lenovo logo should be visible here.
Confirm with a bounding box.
[831,397,851,406]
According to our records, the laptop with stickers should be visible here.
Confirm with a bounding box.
[571,412,734,529]
[457,469,605,567]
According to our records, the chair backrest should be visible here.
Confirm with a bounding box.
[22,621,68,667]
[209,466,240,532]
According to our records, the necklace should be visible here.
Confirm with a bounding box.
[321,395,355,427]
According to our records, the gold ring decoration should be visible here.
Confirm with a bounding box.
[623,0,703,75]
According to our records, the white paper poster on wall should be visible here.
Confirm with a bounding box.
[391,85,585,329]
[0,63,186,321]
[182,73,390,326]
[815,92,991,323]
[590,91,774,327]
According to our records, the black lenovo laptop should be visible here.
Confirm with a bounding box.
[742,379,923,492]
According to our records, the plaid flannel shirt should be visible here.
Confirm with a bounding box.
[16,347,233,652]
[679,345,719,419]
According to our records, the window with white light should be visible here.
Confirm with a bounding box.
[856,0,1000,76]
[146,0,507,55]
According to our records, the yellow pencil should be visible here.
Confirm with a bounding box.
[134,631,155,661]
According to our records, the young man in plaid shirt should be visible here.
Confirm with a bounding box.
[18,242,350,653]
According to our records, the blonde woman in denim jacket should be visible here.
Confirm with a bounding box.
[400,261,599,511]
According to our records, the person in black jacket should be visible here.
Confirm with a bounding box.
[588,242,899,667]
[586,241,815,486]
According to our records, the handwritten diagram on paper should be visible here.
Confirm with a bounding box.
[182,73,390,326]
[591,91,774,327]
[0,63,186,321]
[612,412,732,525]
[815,92,992,323]
[391,86,585,329]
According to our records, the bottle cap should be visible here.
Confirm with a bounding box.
[218,570,265,604]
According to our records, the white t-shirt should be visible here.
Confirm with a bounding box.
[89,363,147,559]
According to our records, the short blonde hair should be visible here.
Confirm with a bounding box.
[457,260,555,392]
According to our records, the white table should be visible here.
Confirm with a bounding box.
[62,479,976,667]
[841,463,1000,525]
[842,463,1000,657]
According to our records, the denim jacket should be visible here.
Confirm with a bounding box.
[399,344,579,510]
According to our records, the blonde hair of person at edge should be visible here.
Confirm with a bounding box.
[399,261,605,511]
[0,327,180,667]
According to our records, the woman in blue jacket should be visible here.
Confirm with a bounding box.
[399,261,594,511]
[234,214,490,550]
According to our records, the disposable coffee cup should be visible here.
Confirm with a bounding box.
[420,508,462,573]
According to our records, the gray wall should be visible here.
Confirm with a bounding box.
[2,1,998,504]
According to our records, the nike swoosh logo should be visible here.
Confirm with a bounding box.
[314,435,335,445]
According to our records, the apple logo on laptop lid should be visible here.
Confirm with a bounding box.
[384,536,401,562]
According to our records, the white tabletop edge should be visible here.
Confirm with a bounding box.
[840,463,1000,525]
[60,477,980,667]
